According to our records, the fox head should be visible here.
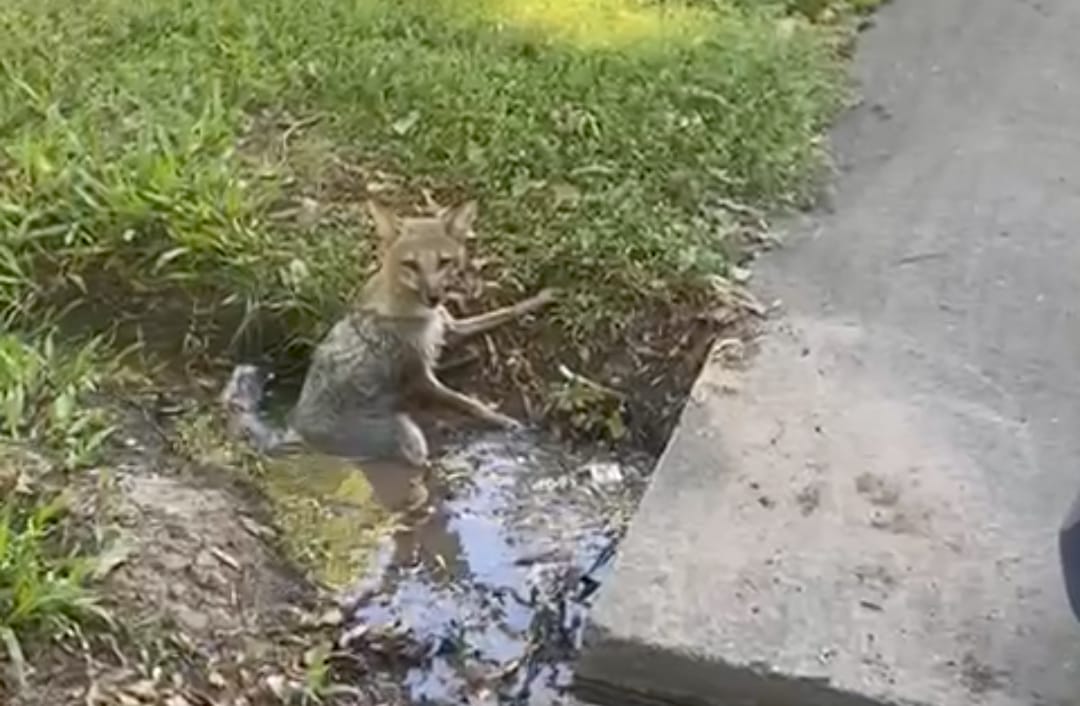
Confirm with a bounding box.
[367,199,473,308]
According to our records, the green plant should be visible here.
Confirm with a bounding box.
[0,490,108,687]
[0,333,117,468]
[549,378,629,442]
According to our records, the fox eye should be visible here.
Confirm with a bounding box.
[437,256,454,268]
[402,260,420,272]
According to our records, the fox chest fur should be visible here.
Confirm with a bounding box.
[287,307,446,438]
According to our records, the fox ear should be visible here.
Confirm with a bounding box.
[440,200,477,241]
[367,200,399,246]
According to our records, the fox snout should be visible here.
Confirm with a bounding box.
[418,281,444,307]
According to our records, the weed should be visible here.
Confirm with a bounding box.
[172,404,264,474]
[549,377,629,442]
[0,332,118,469]
[0,489,108,688]
[0,332,119,685]
[725,0,883,18]
[295,642,370,704]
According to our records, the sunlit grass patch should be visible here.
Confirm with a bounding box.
[479,0,714,49]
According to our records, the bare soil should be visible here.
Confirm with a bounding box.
[2,397,403,706]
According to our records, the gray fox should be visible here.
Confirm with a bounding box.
[219,199,555,466]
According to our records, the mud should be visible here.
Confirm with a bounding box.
[273,430,650,706]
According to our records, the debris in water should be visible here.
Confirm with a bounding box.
[335,432,647,705]
[579,461,623,487]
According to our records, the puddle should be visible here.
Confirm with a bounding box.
[262,454,398,589]
[291,431,650,705]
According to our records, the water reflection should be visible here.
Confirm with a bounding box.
[335,433,646,705]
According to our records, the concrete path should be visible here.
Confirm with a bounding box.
[573,1,1080,705]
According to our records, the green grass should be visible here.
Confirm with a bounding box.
[0,490,107,677]
[0,332,117,469]
[0,333,118,683]
[0,0,846,357]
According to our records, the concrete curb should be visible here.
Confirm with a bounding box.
[573,315,1077,706]
[572,0,1080,703]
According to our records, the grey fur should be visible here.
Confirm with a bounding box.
[221,308,434,465]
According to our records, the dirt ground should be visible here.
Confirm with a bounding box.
[2,393,405,706]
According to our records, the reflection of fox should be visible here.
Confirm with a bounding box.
[220,199,555,466]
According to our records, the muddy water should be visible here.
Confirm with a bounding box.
[279,431,650,705]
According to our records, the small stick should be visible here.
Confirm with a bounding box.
[556,364,627,400]
[280,113,323,153]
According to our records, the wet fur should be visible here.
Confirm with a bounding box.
[220,199,555,466]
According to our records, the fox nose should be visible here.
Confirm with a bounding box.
[422,287,442,307]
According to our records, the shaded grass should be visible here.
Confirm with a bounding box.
[0,489,107,684]
[0,0,846,358]
[0,334,118,687]
[0,332,118,469]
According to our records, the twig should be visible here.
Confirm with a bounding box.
[420,188,443,214]
[711,196,766,223]
[210,547,240,572]
[483,335,501,376]
[708,275,769,317]
[556,365,627,401]
[279,113,323,155]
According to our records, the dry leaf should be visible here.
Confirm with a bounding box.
[729,265,752,284]
[316,607,344,627]
[264,674,289,701]
[238,516,274,539]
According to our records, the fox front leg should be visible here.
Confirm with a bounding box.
[418,366,522,430]
[443,288,556,340]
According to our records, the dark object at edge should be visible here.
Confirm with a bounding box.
[1059,486,1080,622]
